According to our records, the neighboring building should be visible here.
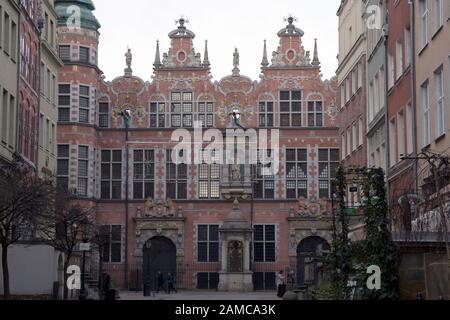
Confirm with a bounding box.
[38,0,62,177]
[17,0,40,166]
[0,0,19,166]
[398,0,450,300]
[0,0,64,298]
[386,0,416,236]
[54,0,339,291]
[364,0,387,172]
[336,0,367,171]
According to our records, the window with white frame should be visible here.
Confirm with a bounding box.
[280,90,303,127]
[98,102,109,128]
[150,102,166,128]
[352,122,357,151]
[198,101,215,128]
[171,91,193,127]
[420,0,429,48]
[57,144,70,192]
[358,117,364,146]
[318,149,340,199]
[435,67,445,137]
[254,225,275,262]
[258,101,274,127]
[341,133,346,160]
[351,70,356,94]
[58,84,70,122]
[197,225,219,262]
[101,150,122,200]
[133,150,155,200]
[345,78,350,102]
[389,119,397,166]
[357,63,363,89]
[421,81,430,146]
[374,73,380,114]
[77,146,89,197]
[396,41,403,80]
[346,127,351,156]
[388,54,395,89]
[79,85,89,123]
[397,111,405,159]
[286,149,308,199]
[433,0,443,32]
[405,28,412,66]
[406,103,414,155]
[369,80,374,122]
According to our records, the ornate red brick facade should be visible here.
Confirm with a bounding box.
[55,3,339,290]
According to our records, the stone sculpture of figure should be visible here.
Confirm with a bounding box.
[125,48,132,70]
[233,48,239,68]
[231,164,241,182]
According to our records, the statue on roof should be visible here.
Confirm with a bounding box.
[232,48,240,75]
[125,48,132,74]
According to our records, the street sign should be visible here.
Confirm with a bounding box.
[79,243,91,251]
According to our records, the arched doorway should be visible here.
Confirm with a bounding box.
[297,236,330,285]
[143,236,176,295]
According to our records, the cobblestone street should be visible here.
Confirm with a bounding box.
[118,291,279,301]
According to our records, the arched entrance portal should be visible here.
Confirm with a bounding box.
[143,236,176,295]
[297,236,330,285]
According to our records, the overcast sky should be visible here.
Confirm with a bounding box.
[93,0,340,82]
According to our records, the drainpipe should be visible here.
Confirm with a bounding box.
[383,3,391,218]
[408,0,418,196]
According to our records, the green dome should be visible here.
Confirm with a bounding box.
[55,0,101,31]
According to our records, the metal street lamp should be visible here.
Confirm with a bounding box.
[79,217,92,300]
[121,108,131,290]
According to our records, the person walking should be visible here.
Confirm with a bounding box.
[276,270,286,298]
[167,273,177,294]
[156,271,165,294]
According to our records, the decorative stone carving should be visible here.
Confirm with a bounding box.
[296,197,327,218]
[144,197,179,217]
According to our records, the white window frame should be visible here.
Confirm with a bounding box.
[435,67,445,138]
[421,81,431,146]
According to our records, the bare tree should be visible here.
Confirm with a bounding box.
[0,156,55,298]
[40,191,94,300]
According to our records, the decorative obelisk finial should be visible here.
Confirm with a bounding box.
[154,40,162,68]
[232,47,240,76]
[312,38,321,67]
[261,40,269,68]
[202,40,210,68]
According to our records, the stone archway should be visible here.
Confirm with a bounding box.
[297,236,330,285]
[143,236,177,294]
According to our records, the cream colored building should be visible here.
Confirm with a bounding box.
[411,0,450,300]
[415,0,450,154]
[0,0,19,165]
[38,0,62,176]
